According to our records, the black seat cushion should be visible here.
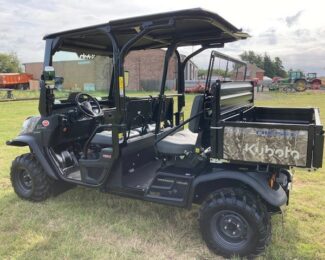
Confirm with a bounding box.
[156,129,198,155]
[91,130,140,146]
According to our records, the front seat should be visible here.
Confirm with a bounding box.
[156,94,204,155]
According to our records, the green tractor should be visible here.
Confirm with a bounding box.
[270,71,307,92]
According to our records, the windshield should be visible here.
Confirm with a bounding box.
[52,51,112,100]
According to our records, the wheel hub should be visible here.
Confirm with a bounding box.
[19,170,32,190]
[220,214,247,239]
[212,210,250,245]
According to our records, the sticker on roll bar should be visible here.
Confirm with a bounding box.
[119,76,124,96]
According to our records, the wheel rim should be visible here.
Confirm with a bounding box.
[17,169,33,191]
[295,81,306,91]
[211,210,251,248]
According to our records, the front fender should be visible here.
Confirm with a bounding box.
[189,169,288,208]
[7,135,58,180]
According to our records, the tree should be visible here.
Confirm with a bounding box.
[273,57,287,78]
[198,69,207,79]
[240,51,263,69]
[0,52,22,73]
[263,53,276,78]
[240,50,287,78]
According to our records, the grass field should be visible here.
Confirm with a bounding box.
[0,91,325,259]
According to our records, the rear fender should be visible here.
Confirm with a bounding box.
[6,135,58,180]
[312,79,322,84]
[188,169,288,208]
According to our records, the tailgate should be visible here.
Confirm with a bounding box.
[213,107,324,168]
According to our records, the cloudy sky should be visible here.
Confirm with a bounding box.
[1,0,325,75]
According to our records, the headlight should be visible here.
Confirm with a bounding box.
[20,116,40,135]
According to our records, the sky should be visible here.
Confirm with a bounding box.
[1,0,325,75]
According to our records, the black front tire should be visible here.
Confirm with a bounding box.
[199,187,271,258]
[10,153,53,202]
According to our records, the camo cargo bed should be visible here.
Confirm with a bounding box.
[219,107,324,168]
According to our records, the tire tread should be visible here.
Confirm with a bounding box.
[10,153,53,202]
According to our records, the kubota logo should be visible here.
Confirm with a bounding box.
[42,120,50,127]
[244,144,300,159]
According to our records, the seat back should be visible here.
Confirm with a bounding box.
[125,98,153,131]
[125,96,174,133]
[188,94,204,133]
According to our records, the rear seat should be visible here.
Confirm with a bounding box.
[156,95,204,155]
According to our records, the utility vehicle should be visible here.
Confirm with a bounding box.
[7,9,324,258]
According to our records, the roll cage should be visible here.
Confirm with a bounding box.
[39,8,249,134]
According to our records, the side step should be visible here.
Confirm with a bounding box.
[145,170,194,207]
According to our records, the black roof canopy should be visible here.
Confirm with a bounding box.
[44,8,249,55]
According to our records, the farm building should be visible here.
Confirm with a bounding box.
[23,49,198,91]
[233,63,265,80]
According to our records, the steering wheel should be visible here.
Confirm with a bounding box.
[75,93,103,118]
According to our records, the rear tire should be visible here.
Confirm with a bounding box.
[311,80,321,90]
[10,153,53,202]
[199,187,271,258]
[294,79,307,92]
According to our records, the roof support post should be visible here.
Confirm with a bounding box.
[39,39,55,116]
[174,50,183,125]
[175,46,207,116]
[205,52,216,92]
[155,43,177,134]
[106,29,122,115]
[102,27,124,154]
[224,60,229,79]
[244,66,247,80]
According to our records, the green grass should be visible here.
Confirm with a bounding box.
[0,92,325,259]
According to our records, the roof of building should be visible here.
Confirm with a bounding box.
[44,8,249,56]
[249,63,264,72]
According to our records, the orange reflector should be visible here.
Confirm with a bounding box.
[268,173,276,188]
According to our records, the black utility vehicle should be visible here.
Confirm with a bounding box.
[7,9,324,258]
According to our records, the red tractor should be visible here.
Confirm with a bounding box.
[307,73,322,90]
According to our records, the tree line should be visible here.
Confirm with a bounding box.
[239,51,287,78]
[198,51,288,79]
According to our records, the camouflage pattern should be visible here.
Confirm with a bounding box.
[223,126,308,166]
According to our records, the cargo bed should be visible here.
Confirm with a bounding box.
[210,82,324,168]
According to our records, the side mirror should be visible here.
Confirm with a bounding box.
[43,66,56,88]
